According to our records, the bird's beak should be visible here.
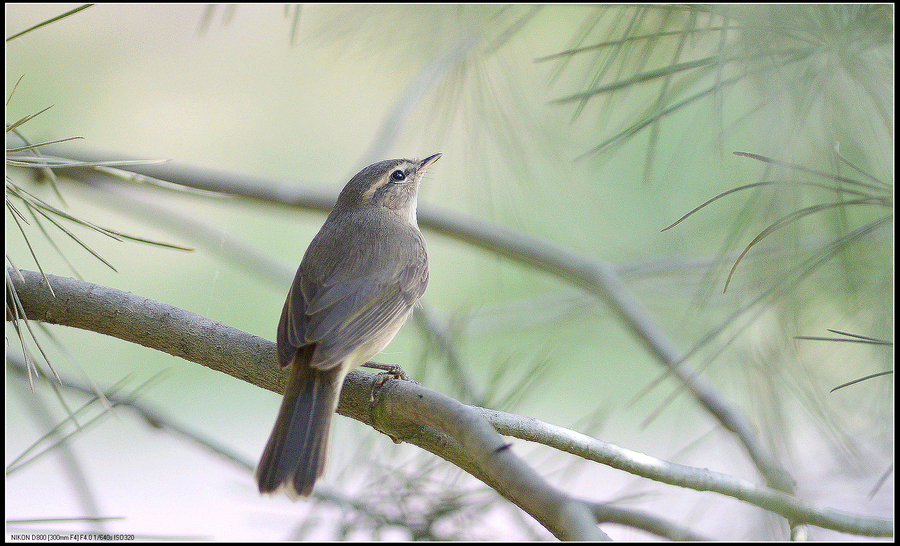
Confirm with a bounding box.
[418,153,442,172]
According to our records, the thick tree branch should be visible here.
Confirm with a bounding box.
[7,267,281,391]
[6,267,604,540]
[6,267,892,537]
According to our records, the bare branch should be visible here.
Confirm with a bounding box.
[7,267,891,538]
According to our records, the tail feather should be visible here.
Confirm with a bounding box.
[256,347,342,499]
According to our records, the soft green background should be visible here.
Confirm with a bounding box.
[6,4,892,540]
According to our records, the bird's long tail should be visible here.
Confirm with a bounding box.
[256,346,342,499]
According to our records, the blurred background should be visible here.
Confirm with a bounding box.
[6,4,892,540]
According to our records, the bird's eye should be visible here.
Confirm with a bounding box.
[390,170,406,182]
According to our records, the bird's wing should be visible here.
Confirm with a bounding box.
[276,222,427,370]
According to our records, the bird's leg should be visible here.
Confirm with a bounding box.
[362,361,415,401]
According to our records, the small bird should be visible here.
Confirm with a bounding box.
[256,154,441,499]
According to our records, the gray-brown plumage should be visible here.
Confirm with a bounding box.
[256,154,440,499]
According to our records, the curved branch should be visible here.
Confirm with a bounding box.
[6,267,604,540]
[7,267,891,537]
